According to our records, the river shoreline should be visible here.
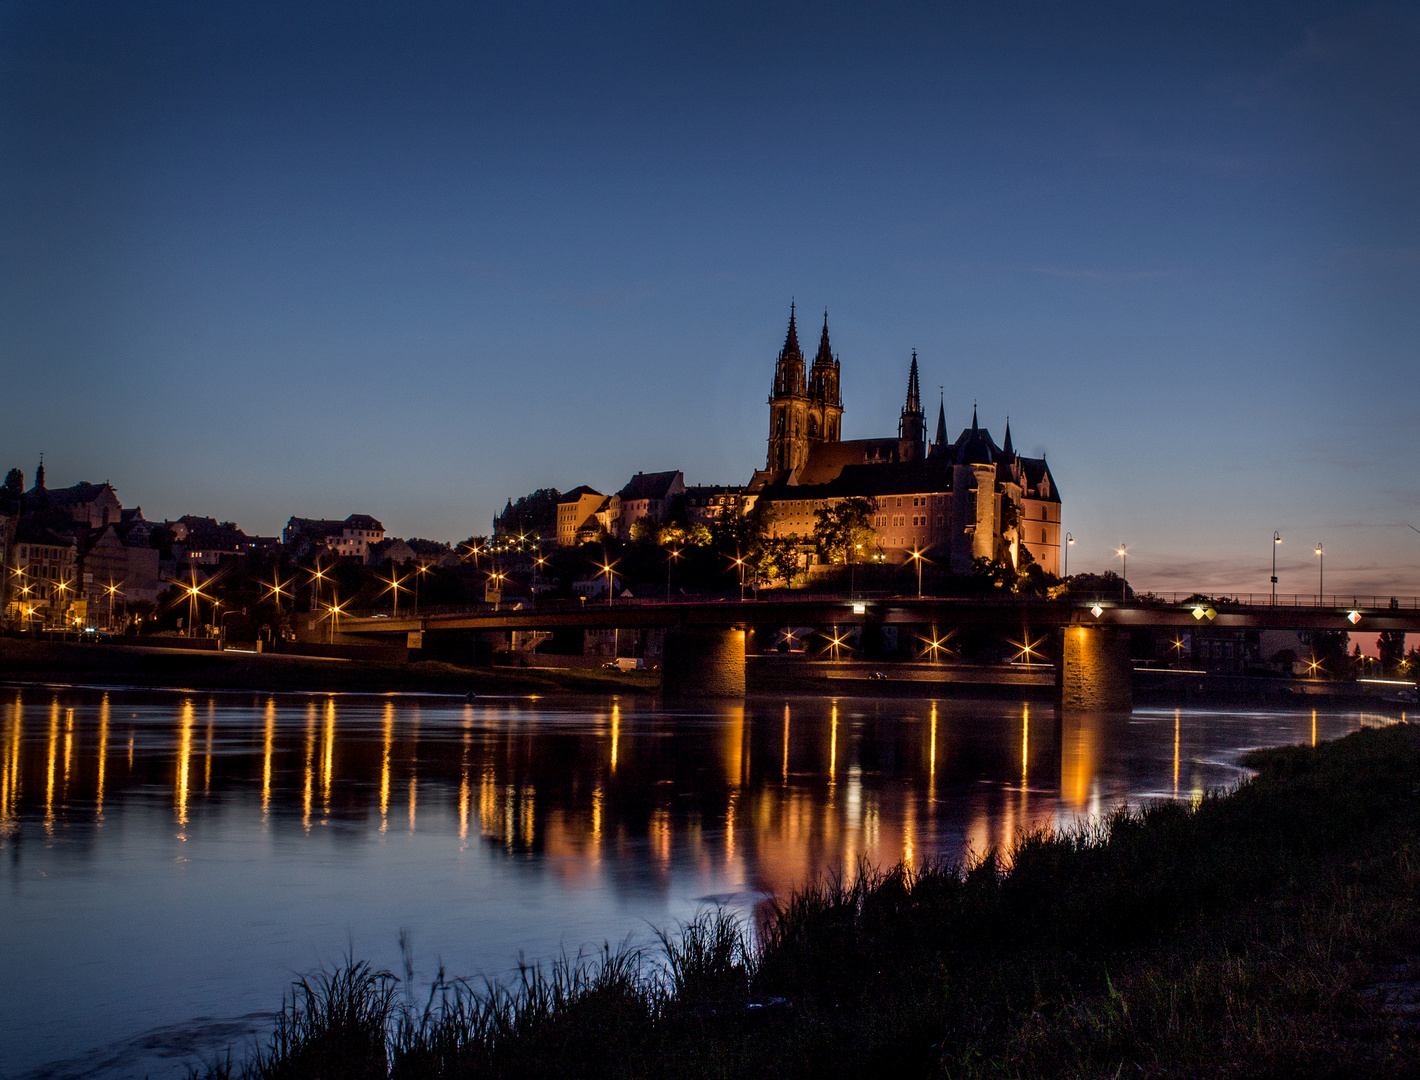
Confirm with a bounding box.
[194,722,1420,1079]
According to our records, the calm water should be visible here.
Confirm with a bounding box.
[0,686,1403,1079]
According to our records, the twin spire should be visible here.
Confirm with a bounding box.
[774,303,840,405]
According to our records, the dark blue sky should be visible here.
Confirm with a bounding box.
[2,1,1417,592]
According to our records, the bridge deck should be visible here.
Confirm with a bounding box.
[340,598,1420,636]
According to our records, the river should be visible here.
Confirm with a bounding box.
[0,686,1402,1079]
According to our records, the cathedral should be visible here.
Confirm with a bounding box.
[747,305,1062,575]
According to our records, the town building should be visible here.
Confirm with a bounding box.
[748,306,1062,574]
[82,526,164,608]
[556,486,606,546]
[6,522,78,626]
[683,485,753,528]
[612,471,685,540]
[283,515,385,559]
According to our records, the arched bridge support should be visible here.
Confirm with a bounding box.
[662,627,745,698]
[1057,626,1132,711]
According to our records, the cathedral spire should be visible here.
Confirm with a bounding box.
[35,454,44,491]
[813,310,833,368]
[1002,417,1014,458]
[905,351,921,414]
[783,301,801,362]
[971,401,978,432]
[899,351,926,460]
[934,391,947,449]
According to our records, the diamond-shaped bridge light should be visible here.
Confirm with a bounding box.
[1348,610,1362,625]
[1192,606,1205,620]
[1090,604,1103,618]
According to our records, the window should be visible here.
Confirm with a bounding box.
[1041,529,1047,543]
[896,498,903,507]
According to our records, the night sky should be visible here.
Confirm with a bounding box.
[2,1,1417,594]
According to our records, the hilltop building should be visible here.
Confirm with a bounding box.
[749,306,1062,574]
[282,515,385,560]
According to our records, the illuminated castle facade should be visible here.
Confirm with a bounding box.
[748,305,1062,575]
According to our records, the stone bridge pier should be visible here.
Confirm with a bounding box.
[662,627,746,697]
[1056,626,1133,711]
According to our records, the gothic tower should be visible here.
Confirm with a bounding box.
[766,303,807,471]
[898,351,926,462]
[807,311,843,444]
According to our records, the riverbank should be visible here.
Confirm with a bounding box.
[198,721,1420,1079]
[0,638,657,695]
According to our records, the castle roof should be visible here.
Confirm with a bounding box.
[25,480,117,507]
[559,485,602,502]
[617,471,681,501]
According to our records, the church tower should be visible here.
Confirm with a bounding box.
[767,304,809,472]
[807,311,843,444]
[898,352,926,462]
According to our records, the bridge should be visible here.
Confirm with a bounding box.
[338,594,1420,708]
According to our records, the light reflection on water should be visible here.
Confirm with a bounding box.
[0,687,1401,1080]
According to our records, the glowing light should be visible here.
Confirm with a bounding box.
[262,699,276,816]
[920,628,955,662]
[1348,611,1362,625]
[610,699,620,771]
[176,700,194,829]
[1008,633,1047,664]
[1090,604,1103,618]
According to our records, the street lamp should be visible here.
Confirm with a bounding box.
[266,574,291,617]
[414,561,430,613]
[732,551,747,601]
[597,558,617,605]
[1314,543,1323,605]
[104,580,124,631]
[183,574,209,637]
[1116,545,1127,601]
[908,547,926,597]
[666,547,682,601]
[1271,531,1281,605]
[325,596,345,642]
[380,570,407,616]
[1064,533,1074,580]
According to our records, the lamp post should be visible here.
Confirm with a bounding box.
[1064,533,1073,580]
[1314,544,1323,605]
[598,559,616,606]
[1271,531,1281,605]
[414,561,430,614]
[1116,545,1127,601]
[666,547,681,600]
[908,547,925,597]
[104,581,123,631]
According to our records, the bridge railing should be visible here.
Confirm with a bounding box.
[341,592,1420,622]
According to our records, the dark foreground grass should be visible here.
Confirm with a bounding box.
[204,722,1420,1079]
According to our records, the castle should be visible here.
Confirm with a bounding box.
[747,304,1061,575]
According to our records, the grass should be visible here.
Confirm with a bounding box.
[200,722,1420,1078]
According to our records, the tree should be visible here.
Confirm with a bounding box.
[0,467,21,513]
[1063,571,1134,601]
[1378,598,1406,675]
[812,498,877,564]
[754,535,803,588]
[495,489,561,538]
[1310,630,1352,679]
